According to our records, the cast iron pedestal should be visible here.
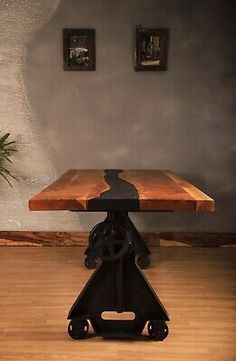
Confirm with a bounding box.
[67,211,169,340]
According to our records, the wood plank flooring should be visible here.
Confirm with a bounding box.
[0,247,235,361]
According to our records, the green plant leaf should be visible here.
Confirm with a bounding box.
[0,133,10,145]
[1,154,12,162]
[0,172,13,187]
[4,141,16,146]
[0,132,17,186]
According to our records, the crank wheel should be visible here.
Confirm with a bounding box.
[94,222,129,261]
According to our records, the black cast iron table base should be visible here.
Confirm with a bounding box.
[68,211,169,341]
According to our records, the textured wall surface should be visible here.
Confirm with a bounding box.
[0,0,80,230]
[1,0,236,231]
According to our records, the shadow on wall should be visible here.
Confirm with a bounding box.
[23,0,236,232]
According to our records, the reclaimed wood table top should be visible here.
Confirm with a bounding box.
[29,169,215,212]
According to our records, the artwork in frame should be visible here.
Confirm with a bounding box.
[63,29,95,71]
[135,28,169,71]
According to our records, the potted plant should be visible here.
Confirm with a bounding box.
[0,132,17,186]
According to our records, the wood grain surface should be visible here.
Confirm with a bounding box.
[0,247,235,361]
[29,169,215,212]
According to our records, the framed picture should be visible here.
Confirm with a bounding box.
[63,29,95,71]
[135,28,169,71]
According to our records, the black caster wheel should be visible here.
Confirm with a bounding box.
[136,255,150,269]
[68,319,89,339]
[84,255,97,269]
[147,320,169,341]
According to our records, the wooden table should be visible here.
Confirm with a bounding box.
[29,169,214,341]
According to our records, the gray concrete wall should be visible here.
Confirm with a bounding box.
[0,0,81,231]
[2,0,236,232]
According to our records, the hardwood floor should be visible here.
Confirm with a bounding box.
[0,247,235,361]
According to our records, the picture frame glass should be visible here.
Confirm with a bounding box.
[135,28,169,71]
[63,29,95,71]
[69,34,90,66]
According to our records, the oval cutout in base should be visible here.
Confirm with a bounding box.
[101,311,136,321]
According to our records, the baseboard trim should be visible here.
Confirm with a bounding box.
[0,231,235,247]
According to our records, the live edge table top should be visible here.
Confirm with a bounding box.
[29,169,215,213]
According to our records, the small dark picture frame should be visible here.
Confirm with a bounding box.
[63,29,95,71]
[135,28,169,71]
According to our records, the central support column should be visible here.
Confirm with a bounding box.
[85,211,151,269]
